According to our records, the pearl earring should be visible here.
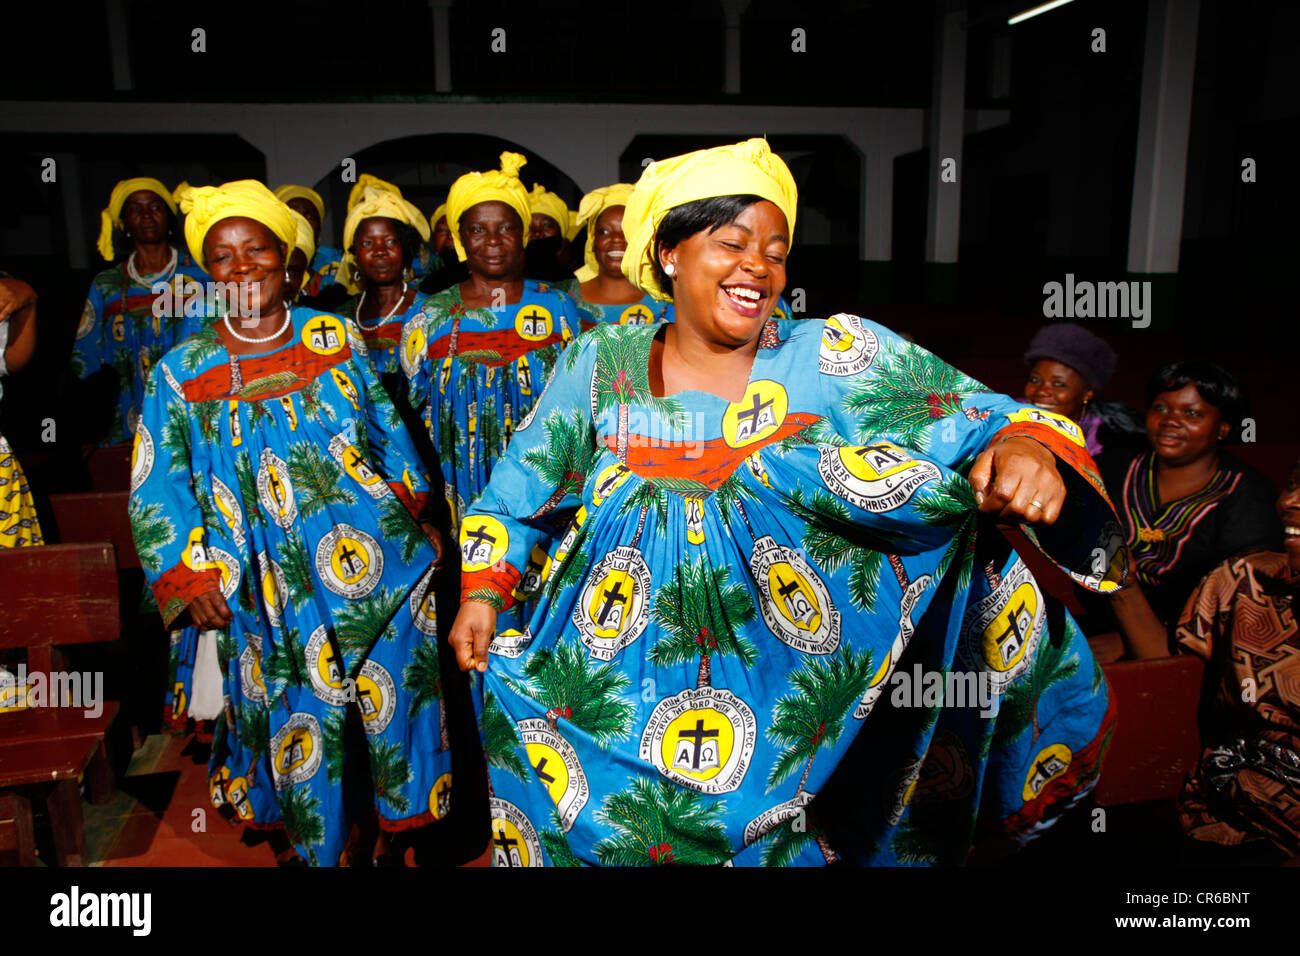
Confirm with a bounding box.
[664,264,675,276]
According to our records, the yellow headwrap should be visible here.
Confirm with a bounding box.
[574,183,635,282]
[445,152,531,263]
[178,180,297,271]
[274,184,326,223]
[566,209,581,242]
[429,203,447,234]
[336,184,433,295]
[288,209,316,266]
[621,139,798,301]
[527,183,570,239]
[97,177,178,262]
[346,174,403,213]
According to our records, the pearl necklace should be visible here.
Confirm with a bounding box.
[356,283,408,325]
[223,310,292,344]
[126,247,178,286]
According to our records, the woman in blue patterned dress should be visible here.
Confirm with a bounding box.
[572,183,673,331]
[73,178,210,445]
[131,180,455,866]
[448,140,1123,867]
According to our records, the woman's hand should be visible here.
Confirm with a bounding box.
[448,600,498,673]
[419,520,448,572]
[188,589,233,630]
[967,435,1065,525]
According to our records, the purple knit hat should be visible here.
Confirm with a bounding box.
[1024,322,1117,391]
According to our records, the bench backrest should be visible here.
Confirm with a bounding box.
[0,544,121,668]
[49,491,139,570]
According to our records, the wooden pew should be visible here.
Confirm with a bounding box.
[1095,655,1205,806]
[49,490,139,569]
[0,543,122,865]
[85,443,131,493]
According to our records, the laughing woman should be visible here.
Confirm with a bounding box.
[73,178,210,445]
[449,139,1125,867]
[131,180,454,866]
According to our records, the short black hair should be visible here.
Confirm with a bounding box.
[1144,360,1247,426]
[650,194,766,297]
[348,216,425,273]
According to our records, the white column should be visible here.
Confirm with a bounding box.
[861,150,894,261]
[924,0,967,264]
[1127,0,1200,274]
[106,0,133,92]
[722,0,749,95]
[430,0,453,94]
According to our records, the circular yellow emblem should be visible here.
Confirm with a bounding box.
[329,534,373,585]
[429,773,453,820]
[1023,743,1073,801]
[301,314,348,355]
[981,581,1038,672]
[619,303,655,325]
[661,707,736,783]
[460,515,510,570]
[765,562,823,634]
[525,740,570,807]
[515,304,553,341]
[723,380,788,448]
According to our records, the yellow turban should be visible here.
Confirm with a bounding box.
[526,183,570,239]
[574,183,635,282]
[566,209,581,242]
[346,174,403,213]
[336,184,433,294]
[445,152,531,262]
[97,177,177,262]
[429,203,448,233]
[621,138,798,301]
[274,184,325,223]
[288,208,316,266]
[178,180,297,271]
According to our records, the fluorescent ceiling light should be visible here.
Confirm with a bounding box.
[1008,0,1076,25]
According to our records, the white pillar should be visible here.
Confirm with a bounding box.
[1127,0,1200,274]
[55,153,90,270]
[722,0,749,95]
[861,150,894,261]
[430,0,453,94]
[106,0,133,92]
[924,0,966,264]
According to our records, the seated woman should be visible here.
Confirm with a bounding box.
[73,177,210,445]
[0,273,42,547]
[275,184,342,301]
[1021,322,1145,494]
[1116,361,1282,630]
[133,179,456,866]
[335,185,430,381]
[449,139,1124,867]
[1130,459,1300,863]
[572,183,673,330]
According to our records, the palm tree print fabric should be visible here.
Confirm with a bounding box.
[461,314,1125,866]
[72,256,212,445]
[401,280,585,636]
[129,307,451,865]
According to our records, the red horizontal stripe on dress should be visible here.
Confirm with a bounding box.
[359,320,403,351]
[604,411,820,490]
[426,329,565,367]
[181,342,353,403]
[103,292,164,317]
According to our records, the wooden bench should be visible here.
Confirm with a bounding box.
[85,442,131,493]
[1095,654,1205,806]
[0,543,122,865]
[50,490,139,569]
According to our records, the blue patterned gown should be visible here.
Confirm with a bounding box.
[130,307,451,865]
[460,315,1123,866]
